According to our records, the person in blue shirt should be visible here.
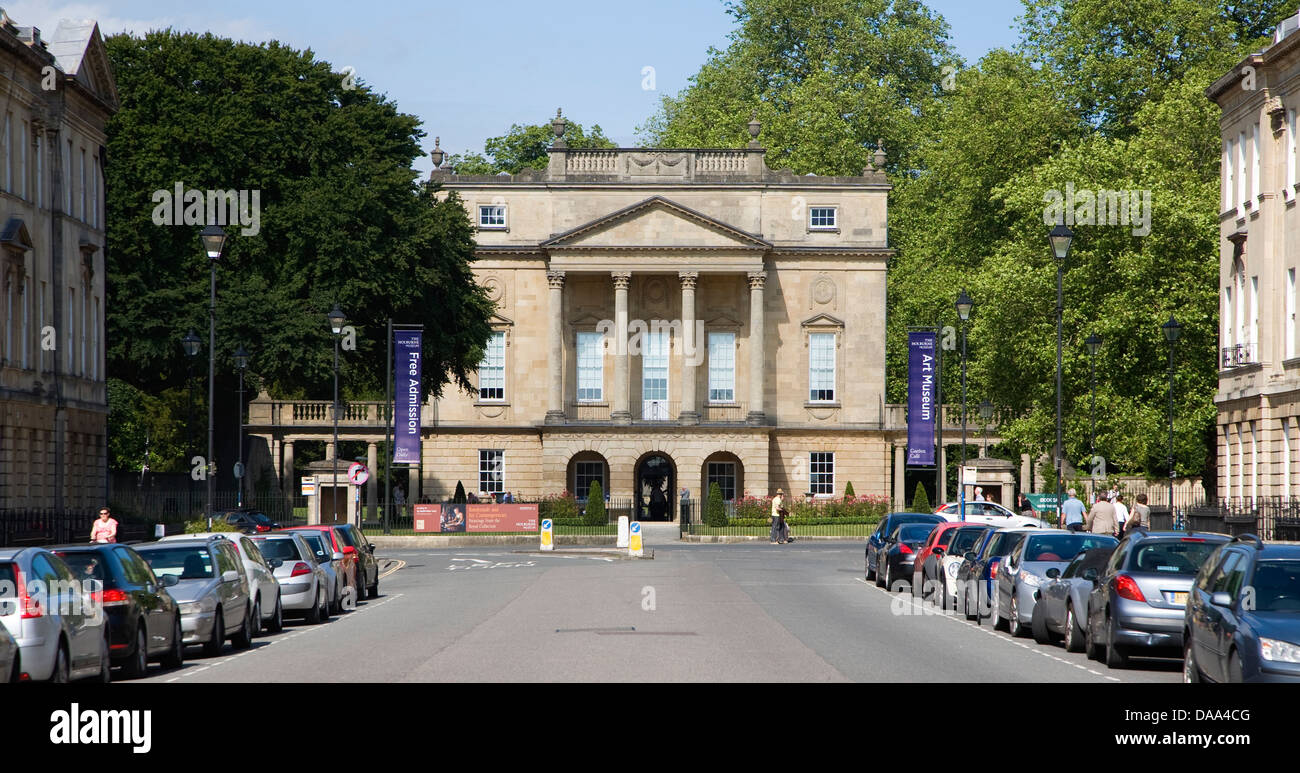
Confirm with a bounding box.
[1061,488,1086,531]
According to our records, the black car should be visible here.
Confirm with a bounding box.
[214,508,279,534]
[335,524,379,599]
[878,523,939,592]
[866,512,945,582]
[51,544,185,678]
[1184,536,1300,683]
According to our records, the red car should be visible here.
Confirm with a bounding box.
[911,521,966,602]
[278,526,359,600]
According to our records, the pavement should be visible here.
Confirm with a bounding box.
[135,542,1182,683]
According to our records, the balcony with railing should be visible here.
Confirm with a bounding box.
[1221,343,1256,369]
[563,401,748,425]
[250,399,393,427]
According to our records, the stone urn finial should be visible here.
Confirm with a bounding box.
[430,136,445,169]
[873,139,887,170]
[747,110,761,147]
[551,108,568,148]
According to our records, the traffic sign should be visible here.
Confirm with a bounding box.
[347,462,369,486]
[629,521,643,557]
[301,477,316,496]
[540,518,553,551]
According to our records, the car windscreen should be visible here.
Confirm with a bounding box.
[1250,560,1300,612]
[951,528,990,554]
[138,547,215,579]
[254,538,301,562]
[54,551,111,584]
[334,527,359,548]
[894,524,936,542]
[1127,539,1225,575]
[1024,534,1115,562]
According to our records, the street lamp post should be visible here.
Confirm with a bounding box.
[956,289,974,520]
[979,400,993,457]
[183,330,201,510]
[1085,332,1102,499]
[200,226,228,519]
[328,304,347,524]
[234,345,249,508]
[1049,224,1074,526]
[1162,316,1183,520]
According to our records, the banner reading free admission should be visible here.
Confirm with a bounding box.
[906,331,937,466]
[393,330,422,464]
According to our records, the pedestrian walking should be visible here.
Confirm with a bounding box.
[1061,488,1086,532]
[90,507,118,543]
[771,488,788,545]
[1113,493,1130,534]
[1017,493,1034,519]
[1086,491,1118,536]
[1127,493,1151,532]
[394,484,406,518]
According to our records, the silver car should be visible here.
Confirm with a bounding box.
[286,530,345,613]
[0,622,17,682]
[1032,546,1117,651]
[135,537,254,657]
[0,547,111,682]
[161,532,282,634]
[251,534,332,623]
[996,531,1117,638]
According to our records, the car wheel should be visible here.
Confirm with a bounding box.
[267,594,284,633]
[367,573,378,600]
[993,594,1010,632]
[248,598,262,638]
[1105,612,1129,669]
[865,552,876,581]
[1064,604,1085,653]
[306,587,324,624]
[161,616,184,670]
[1085,615,1101,661]
[1031,600,1051,645]
[231,603,253,650]
[875,558,886,588]
[331,581,342,614]
[1227,650,1244,683]
[964,583,978,621]
[98,635,112,683]
[123,625,148,679]
[1183,638,1201,683]
[1008,595,1025,637]
[203,610,225,658]
[50,642,69,683]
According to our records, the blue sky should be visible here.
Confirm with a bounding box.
[9,0,1027,175]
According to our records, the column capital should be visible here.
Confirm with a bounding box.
[678,271,699,290]
[747,271,767,290]
[547,270,566,289]
[612,271,632,290]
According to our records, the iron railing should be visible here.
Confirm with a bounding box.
[1221,343,1255,369]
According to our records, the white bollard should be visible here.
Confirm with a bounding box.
[629,521,643,557]
[617,516,630,548]
[540,518,554,551]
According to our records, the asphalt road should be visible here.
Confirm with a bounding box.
[135,543,1183,682]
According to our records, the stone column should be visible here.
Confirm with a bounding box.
[325,441,335,461]
[366,442,378,521]
[282,440,295,502]
[678,272,700,425]
[746,271,767,425]
[545,270,566,425]
[611,272,632,424]
[894,441,906,508]
[1020,453,1032,495]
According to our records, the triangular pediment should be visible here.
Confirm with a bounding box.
[801,313,845,328]
[542,196,770,251]
[489,313,514,326]
[48,21,118,110]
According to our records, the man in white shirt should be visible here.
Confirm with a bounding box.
[1113,493,1130,533]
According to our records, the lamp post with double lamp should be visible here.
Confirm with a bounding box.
[182,330,201,506]
[234,345,249,508]
[1085,332,1102,499]
[979,400,993,457]
[1162,316,1183,521]
[956,289,973,520]
[200,226,228,519]
[328,304,347,524]
[1048,224,1074,527]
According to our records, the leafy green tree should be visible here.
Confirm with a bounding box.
[706,482,728,527]
[443,117,615,175]
[843,481,856,499]
[584,481,607,526]
[911,482,931,513]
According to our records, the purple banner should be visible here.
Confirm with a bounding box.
[907,331,937,466]
[393,330,422,464]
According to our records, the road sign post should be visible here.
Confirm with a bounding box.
[540,518,554,551]
[629,521,643,557]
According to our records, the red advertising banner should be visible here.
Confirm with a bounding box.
[410,503,539,533]
[468,503,538,532]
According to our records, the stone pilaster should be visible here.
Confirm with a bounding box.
[746,271,767,425]
[678,272,700,425]
[611,272,632,424]
[545,270,566,425]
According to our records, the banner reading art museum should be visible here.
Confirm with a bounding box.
[393,330,422,464]
[906,331,937,466]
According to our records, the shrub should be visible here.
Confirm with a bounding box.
[911,482,931,513]
[184,515,239,534]
[584,481,607,526]
[843,481,855,499]
[539,491,581,524]
[705,482,728,527]
[453,481,467,504]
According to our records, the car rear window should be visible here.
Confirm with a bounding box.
[54,551,111,584]
[1128,539,1224,575]
[895,524,936,541]
[297,532,330,557]
[138,547,215,579]
[951,528,989,554]
[1250,560,1300,612]
[254,538,302,562]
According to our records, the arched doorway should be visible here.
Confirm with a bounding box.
[635,453,675,522]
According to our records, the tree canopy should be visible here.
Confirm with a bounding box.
[445,117,615,175]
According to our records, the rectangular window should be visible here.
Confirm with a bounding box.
[809,332,836,401]
[477,330,505,401]
[66,287,73,371]
[478,450,504,495]
[574,461,604,501]
[91,296,99,380]
[4,279,12,362]
[576,331,604,401]
[19,119,26,200]
[1250,275,1259,357]
[707,332,735,402]
[1290,110,1297,193]
[1252,123,1261,200]
[1224,285,1234,351]
[80,283,87,376]
[706,461,736,501]
[3,112,10,193]
[65,139,72,213]
[809,207,837,229]
[1289,268,1297,359]
[80,148,86,221]
[1225,139,1234,210]
[21,276,29,368]
[478,205,506,228]
[810,452,835,495]
[38,280,45,372]
[34,133,41,207]
[1238,131,1248,211]
[642,330,669,412]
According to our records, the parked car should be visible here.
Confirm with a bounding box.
[866,513,946,582]
[1184,536,1300,683]
[251,534,332,624]
[213,508,280,534]
[1087,529,1231,668]
[1032,545,1117,651]
[878,522,940,592]
[51,544,185,678]
[135,536,254,657]
[281,526,358,604]
[938,525,994,610]
[161,532,282,634]
[0,622,16,682]
[285,529,345,613]
[911,521,966,601]
[935,501,1047,528]
[957,527,1037,623]
[335,523,379,599]
[995,531,1117,637]
[0,547,112,682]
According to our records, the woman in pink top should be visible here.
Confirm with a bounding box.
[90,507,118,543]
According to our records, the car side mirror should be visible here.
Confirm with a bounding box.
[933,546,945,556]
[963,551,976,562]
[332,552,345,562]
[221,570,239,583]
[1046,568,1061,579]
[160,574,179,587]
[1211,591,1233,607]
[367,544,375,553]
[1082,568,1098,582]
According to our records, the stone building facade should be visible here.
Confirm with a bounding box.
[0,15,116,511]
